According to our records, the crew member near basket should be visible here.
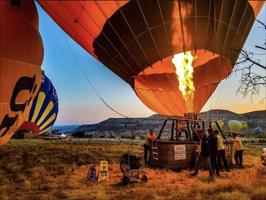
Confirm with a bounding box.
[144,129,157,164]
[232,133,244,167]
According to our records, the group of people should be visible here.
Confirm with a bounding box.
[144,127,244,182]
[190,129,244,181]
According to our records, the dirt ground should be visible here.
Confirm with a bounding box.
[0,139,265,200]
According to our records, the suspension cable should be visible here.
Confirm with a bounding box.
[62,31,129,118]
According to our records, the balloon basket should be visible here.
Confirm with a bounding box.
[148,117,233,169]
[148,140,198,170]
[147,117,204,170]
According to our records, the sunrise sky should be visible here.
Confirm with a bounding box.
[37,3,266,125]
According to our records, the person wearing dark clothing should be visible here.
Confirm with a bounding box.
[144,144,149,164]
[191,132,214,181]
[208,129,220,175]
[192,128,201,142]
[200,134,211,157]
[234,150,243,166]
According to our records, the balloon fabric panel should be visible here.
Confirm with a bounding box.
[0,1,42,145]
[38,0,264,116]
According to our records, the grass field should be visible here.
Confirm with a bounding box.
[0,139,265,200]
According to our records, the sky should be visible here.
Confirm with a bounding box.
[36,3,266,126]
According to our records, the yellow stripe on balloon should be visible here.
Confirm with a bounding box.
[39,113,56,130]
[39,125,52,135]
[31,91,46,122]
[36,101,54,126]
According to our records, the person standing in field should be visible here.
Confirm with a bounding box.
[208,129,220,176]
[261,148,266,166]
[144,129,157,164]
[216,131,230,172]
[232,133,244,167]
[190,130,214,181]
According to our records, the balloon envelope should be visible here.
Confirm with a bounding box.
[254,127,263,134]
[228,120,242,133]
[0,1,43,145]
[18,74,59,135]
[211,120,224,131]
[241,121,248,129]
[38,0,264,116]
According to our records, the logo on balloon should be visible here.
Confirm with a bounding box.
[18,74,59,135]
[0,74,40,145]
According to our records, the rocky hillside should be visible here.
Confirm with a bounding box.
[199,109,266,130]
[73,117,168,139]
[72,110,265,138]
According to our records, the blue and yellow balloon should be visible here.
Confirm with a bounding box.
[18,73,58,135]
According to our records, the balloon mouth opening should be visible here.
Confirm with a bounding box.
[17,121,41,134]
[133,49,232,116]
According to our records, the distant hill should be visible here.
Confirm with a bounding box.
[199,110,266,130]
[72,110,266,138]
[53,125,80,133]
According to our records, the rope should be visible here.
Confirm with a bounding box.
[62,31,129,118]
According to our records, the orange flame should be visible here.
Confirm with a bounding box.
[172,51,196,112]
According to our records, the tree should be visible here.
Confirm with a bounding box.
[72,131,86,138]
[235,20,266,100]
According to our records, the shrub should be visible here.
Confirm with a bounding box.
[72,131,86,138]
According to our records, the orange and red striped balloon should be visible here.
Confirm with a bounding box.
[38,0,264,116]
[0,1,43,145]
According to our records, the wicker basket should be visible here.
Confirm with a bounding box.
[149,140,198,170]
[149,141,233,169]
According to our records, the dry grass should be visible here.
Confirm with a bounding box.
[0,139,265,200]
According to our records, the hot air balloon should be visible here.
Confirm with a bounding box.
[17,73,59,135]
[228,120,242,133]
[241,121,248,129]
[254,127,263,134]
[211,120,224,131]
[38,0,264,117]
[0,1,43,145]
